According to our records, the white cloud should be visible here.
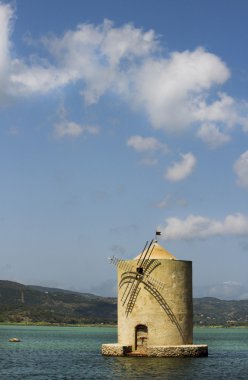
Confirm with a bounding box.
[10,61,72,95]
[132,49,231,131]
[100,21,157,65]
[24,19,157,102]
[127,135,167,153]
[234,150,248,189]
[55,121,99,138]
[0,3,12,101]
[54,121,82,138]
[0,3,11,67]
[193,93,237,126]
[54,105,100,139]
[165,152,196,181]
[197,123,231,148]
[0,11,157,100]
[158,213,248,240]
[1,3,248,137]
[127,135,168,166]
[155,194,188,209]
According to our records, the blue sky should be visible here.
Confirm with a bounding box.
[0,0,248,299]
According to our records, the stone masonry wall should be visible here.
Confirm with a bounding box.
[102,343,208,357]
[147,345,208,357]
[101,344,132,356]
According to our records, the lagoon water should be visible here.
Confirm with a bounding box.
[0,326,247,379]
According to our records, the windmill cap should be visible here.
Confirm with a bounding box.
[134,242,176,260]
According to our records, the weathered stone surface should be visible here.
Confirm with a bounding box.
[147,344,208,357]
[101,344,132,356]
[101,343,208,357]
[118,258,193,347]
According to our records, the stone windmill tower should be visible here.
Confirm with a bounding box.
[102,237,208,357]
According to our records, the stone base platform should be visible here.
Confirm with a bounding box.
[102,343,208,357]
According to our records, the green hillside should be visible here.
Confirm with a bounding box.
[193,297,248,326]
[0,280,117,324]
[0,280,247,326]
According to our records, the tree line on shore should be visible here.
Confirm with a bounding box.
[0,280,247,326]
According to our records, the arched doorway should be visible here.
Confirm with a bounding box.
[135,324,148,352]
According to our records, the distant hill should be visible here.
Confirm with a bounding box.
[0,280,117,324]
[0,280,247,326]
[193,297,248,326]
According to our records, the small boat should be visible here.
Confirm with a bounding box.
[8,338,21,342]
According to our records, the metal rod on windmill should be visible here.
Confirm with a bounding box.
[136,241,148,267]
[138,239,155,271]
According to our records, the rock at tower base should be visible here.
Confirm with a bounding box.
[101,343,208,357]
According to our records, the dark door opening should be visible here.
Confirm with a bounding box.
[135,324,148,351]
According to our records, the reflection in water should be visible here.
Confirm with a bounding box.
[108,356,196,379]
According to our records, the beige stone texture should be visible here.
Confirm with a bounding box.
[118,258,193,349]
[101,344,132,356]
[101,344,208,357]
[147,344,208,357]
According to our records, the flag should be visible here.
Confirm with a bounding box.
[156,231,161,236]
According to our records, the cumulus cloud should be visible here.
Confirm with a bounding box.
[132,49,230,131]
[165,152,196,181]
[1,3,248,137]
[0,3,11,67]
[53,105,100,139]
[193,92,237,126]
[0,3,12,101]
[158,213,248,240]
[54,121,99,138]
[127,135,168,153]
[55,121,83,138]
[127,135,168,166]
[197,123,231,148]
[234,150,248,189]
[10,18,157,100]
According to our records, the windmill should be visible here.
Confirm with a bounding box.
[115,238,185,340]
[102,234,208,357]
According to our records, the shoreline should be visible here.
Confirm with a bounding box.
[0,322,117,327]
[0,322,247,328]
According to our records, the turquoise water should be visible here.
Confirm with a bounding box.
[0,326,247,379]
